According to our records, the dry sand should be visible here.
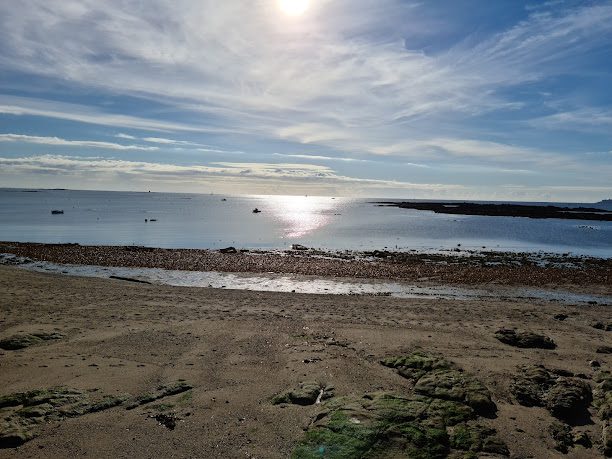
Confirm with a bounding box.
[0,265,610,458]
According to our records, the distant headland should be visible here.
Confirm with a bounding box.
[375,201,612,221]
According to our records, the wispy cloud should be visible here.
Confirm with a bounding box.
[0,154,463,195]
[0,133,158,151]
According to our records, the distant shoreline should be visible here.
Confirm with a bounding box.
[376,201,612,221]
[1,241,610,290]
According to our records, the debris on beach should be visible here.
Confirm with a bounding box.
[0,332,64,350]
[50,210,63,215]
[494,328,556,349]
[252,208,261,213]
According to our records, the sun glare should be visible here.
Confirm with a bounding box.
[278,0,310,17]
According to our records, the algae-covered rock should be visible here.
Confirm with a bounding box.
[512,365,593,422]
[272,382,334,406]
[125,381,193,410]
[0,427,34,448]
[510,365,556,407]
[494,329,556,349]
[0,381,193,448]
[293,393,506,458]
[291,352,507,458]
[544,378,592,422]
[292,393,451,459]
[0,332,63,350]
[381,352,452,381]
[449,423,508,455]
[414,370,496,417]
[604,423,612,457]
[0,387,127,449]
[548,422,573,453]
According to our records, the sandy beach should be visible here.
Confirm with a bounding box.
[1,259,610,458]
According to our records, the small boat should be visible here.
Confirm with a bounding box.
[252,208,261,213]
[51,210,64,215]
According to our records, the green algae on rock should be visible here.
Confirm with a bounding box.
[0,381,192,448]
[292,393,506,459]
[291,353,505,458]
[0,387,127,449]
[382,352,496,417]
[0,332,64,350]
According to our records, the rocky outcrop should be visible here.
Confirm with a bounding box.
[494,329,556,349]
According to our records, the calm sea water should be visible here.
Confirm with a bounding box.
[0,189,611,257]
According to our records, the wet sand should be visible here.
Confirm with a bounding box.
[0,265,610,458]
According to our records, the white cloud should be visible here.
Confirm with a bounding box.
[0,0,610,162]
[0,133,158,151]
[0,154,463,195]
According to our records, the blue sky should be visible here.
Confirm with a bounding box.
[0,0,611,201]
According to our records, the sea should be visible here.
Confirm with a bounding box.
[0,188,611,258]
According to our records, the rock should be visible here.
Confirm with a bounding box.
[293,392,507,458]
[381,352,452,381]
[512,366,593,422]
[272,382,333,406]
[0,386,132,448]
[591,360,601,368]
[219,246,237,254]
[597,346,612,354]
[592,322,612,331]
[414,369,497,417]
[0,428,33,449]
[553,314,568,321]
[544,378,592,422]
[494,329,556,349]
[291,244,309,251]
[511,365,556,407]
[548,422,573,453]
[0,332,64,350]
[449,422,508,455]
[125,381,192,410]
[604,423,612,457]
[572,431,591,448]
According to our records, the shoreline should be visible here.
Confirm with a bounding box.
[1,241,611,292]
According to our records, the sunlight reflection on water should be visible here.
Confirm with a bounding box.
[261,195,343,238]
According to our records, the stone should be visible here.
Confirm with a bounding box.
[0,332,63,350]
[414,369,497,417]
[125,381,193,410]
[381,352,452,382]
[219,247,237,254]
[272,382,333,406]
[510,365,556,407]
[572,431,591,448]
[494,329,556,349]
[553,314,568,321]
[545,378,592,422]
[597,346,612,354]
[548,422,573,453]
[592,322,612,331]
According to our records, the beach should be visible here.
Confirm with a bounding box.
[1,249,610,458]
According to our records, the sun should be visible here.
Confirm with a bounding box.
[278,0,310,16]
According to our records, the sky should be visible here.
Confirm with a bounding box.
[0,0,611,201]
